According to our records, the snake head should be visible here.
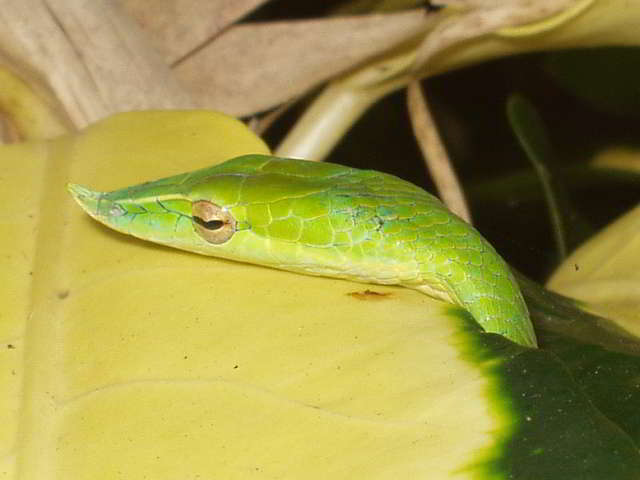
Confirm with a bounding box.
[66,155,332,267]
[67,164,250,257]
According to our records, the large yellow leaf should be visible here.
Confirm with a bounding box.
[547,199,640,336]
[2,111,502,479]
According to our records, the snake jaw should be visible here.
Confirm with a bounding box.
[67,183,102,217]
[68,183,126,220]
[68,181,225,255]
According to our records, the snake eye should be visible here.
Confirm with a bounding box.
[193,217,224,230]
[192,200,236,244]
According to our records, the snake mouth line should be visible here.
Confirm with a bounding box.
[67,183,102,217]
[68,183,128,218]
[67,183,97,202]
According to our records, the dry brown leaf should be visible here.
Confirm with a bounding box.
[426,0,640,76]
[412,0,591,70]
[277,0,617,161]
[335,0,427,15]
[0,0,193,128]
[175,10,435,116]
[120,0,271,64]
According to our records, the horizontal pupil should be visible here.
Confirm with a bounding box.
[193,216,224,230]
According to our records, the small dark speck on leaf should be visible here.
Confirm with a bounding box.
[57,290,70,300]
[233,365,239,369]
[424,1,445,13]
[574,264,580,271]
[7,344,15,349]
[183,356,188,360]
[348,289,391,300]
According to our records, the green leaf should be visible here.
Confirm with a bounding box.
[506,93,591,259]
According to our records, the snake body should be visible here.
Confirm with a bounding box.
[68,154,536,347]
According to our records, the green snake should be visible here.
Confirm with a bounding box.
[68,154,537,347]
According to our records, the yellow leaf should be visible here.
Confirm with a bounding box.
[0,66,70,141]
[547,199,640,337]
[590,146,640,174]
[3,111,505,479]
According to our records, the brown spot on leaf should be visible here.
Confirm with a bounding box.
[347,289,391,300]
[57,290,70,299]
